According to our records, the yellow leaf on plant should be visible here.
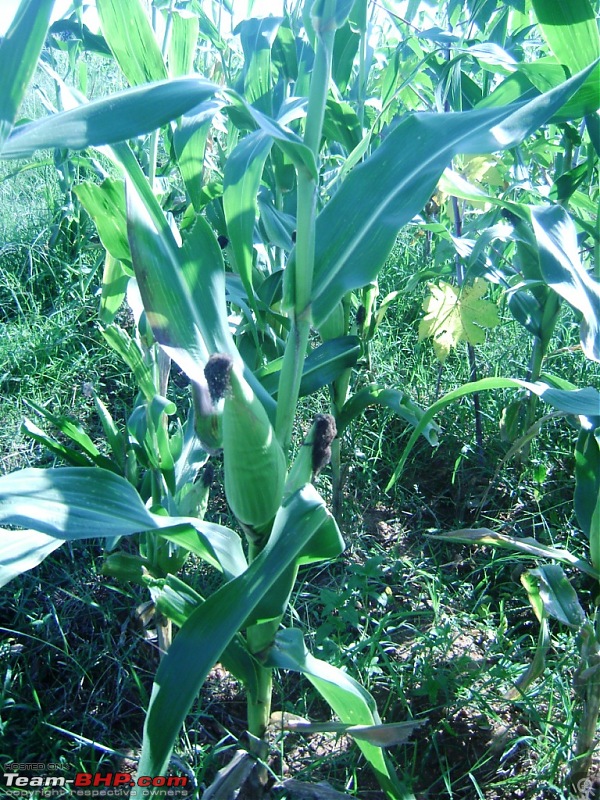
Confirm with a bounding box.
[418,278,500,362]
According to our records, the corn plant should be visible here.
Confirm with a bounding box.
[1,0,600,797]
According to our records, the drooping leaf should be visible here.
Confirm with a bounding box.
[525,565,587,629]
[429,528,599,581]
[133,484,343,791]
[235,16,283,115]
[96,0,168,86]
[0,467,247,582]
[336,385,440,446]
[289,63,596,327]
[223,130,273,304]
[174,99,224,211]
[0,528,64,589]
[2,78,220,159]
[0,0,54,152]
[387,378,600,489]
[418,278,500,362]
[265,628,409,799]
[530,204,600,362]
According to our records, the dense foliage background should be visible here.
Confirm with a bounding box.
[0,1,599,798]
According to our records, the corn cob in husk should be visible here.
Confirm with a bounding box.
[204,354,286,535]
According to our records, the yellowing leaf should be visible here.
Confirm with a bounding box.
[419,278,500,362]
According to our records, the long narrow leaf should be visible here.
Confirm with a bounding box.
[0,468,246,581]
[296,63,597,327]
[96,0,167,87]
[0,0,54,151]
[0,528,64,588]
[266,628,412,800]
[387,378,600,489]
[2,77,220,159]
[133,484,342,791]
[429,528,600,581]
[531,205,600,362]
[223,130,273,304]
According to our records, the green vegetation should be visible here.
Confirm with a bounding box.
[0,1,599,798]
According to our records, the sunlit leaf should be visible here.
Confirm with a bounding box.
[0,0,54,151]
[418,278,500,362]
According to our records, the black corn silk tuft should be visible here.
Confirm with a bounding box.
[356,304,366,327]
[201,463,214,488]
[217,234,229,249]
[312,413,337,476]
[204,353,233,403]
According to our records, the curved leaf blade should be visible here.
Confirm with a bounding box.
[266,628,412,800]
[301,64,597,327]
[96,0,168,87]
[337,384,440,445]
[133,484,342,791]
[223,130,273,304]
[0,528,64,588]
[2,77,220,159]
[531,204,600,362]
[0,0,54,151]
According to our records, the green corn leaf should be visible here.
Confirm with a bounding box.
[225,92,318,180]
[149,574,260,699]
[133,484,343,790]
[0,528,64,588]
[0,467,158,539]
[531,0,599,78]
[280,716,427,747]
[387,378,600,490]
[21,419,95,469]
[125,182,213,385]
[323,98,362,153]
[2,77,220,159]
[332,23,360,93]
[531,0,600,120]
[0,0,54,152]
[0,467,246,583]
[575,427,600,552]
[258,336,361,398]
[505,612,550,700]
[235,16,282,115]
[293,63,597,328]
[429,528,600,581]
[90,389,126,470]
[524,565,587,629]
[99,253,130,325]
[265,628,411,800]
[96,0,168,87]
[168,11,199,78]
[174,99,224,211]
[223,130,273,305]
[75,179,131,266]
[531,205,600,362]
[100,325,158,403]
[336,384,440,446]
